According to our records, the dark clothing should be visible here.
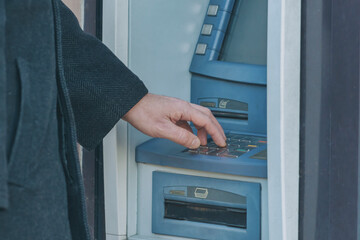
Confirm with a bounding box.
[0,0,148,239]
[1,2,72,240]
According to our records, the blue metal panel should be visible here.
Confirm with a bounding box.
[191,75,267,134]
[190,55,267,85]
[136,137,267,178]
[152,171,261,240]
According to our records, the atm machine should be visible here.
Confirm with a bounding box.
[136,0,267,239]
[102,0,300,240]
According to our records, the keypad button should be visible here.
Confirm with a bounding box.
[195,43,207,55]
[209,148,227,156]
[199,150,209,155]
[247,145,258,148]
[235,148,249,153]
[219,153,238,158]
[207,5,219,16]
[201,24,213,36]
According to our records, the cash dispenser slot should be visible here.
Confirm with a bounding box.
[199,97,249,120]
[164,199,247,228]
[211,110,248,120]
[152,172,261,240]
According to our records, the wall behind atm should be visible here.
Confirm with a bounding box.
[128,0,209,99]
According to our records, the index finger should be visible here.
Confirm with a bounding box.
[191,103,226,140]
[182,105,226,147]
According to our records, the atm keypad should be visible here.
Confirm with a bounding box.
[184,133,267,158]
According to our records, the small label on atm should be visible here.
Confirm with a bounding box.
[170,190,186,196]
[200,101,216,108]
[194,187,209,199]
[219,99,230,109]
[218,98,248,111]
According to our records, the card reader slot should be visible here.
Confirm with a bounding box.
[164,199,247,229]
[211,110,248,120]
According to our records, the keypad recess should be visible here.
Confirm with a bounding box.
[184,133,267,158]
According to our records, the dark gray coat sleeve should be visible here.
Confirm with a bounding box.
[0,1,8,210]
[59,2,148,150]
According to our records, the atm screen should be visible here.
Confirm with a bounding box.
[219,0,268,65]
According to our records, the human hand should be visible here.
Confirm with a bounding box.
[123,93,226,149]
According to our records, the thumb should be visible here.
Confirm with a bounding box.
[159,122,200,149]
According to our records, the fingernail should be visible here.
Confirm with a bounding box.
[190,138,200,149]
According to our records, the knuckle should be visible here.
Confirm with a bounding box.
[183,102,192,112]
[170,111,181,121]
[204,107,212,115]
[175,99,186,107]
